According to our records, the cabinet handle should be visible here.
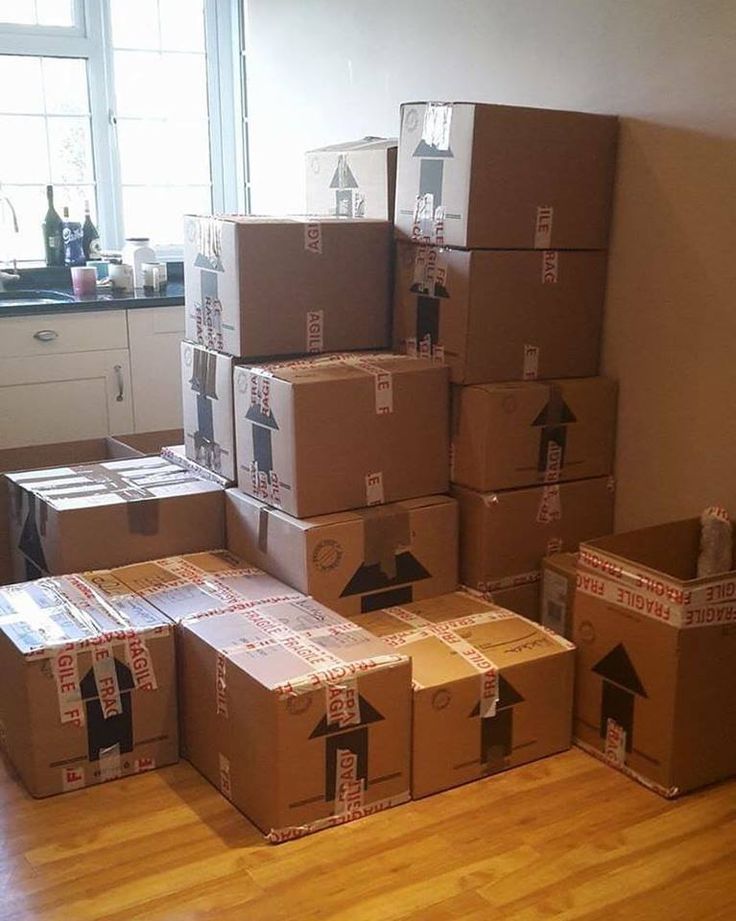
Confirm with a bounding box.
[114,364,124,402]
[33,329,58,342]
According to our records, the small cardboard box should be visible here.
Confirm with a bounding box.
[233,353,449,518]
[183,215,392,358]
[306,137,398,221]
[394,244,607,384]
[179,597,412,841]
[451,377,617,491]
[351,591,574,797]
[486,579,541,622]
[452,476,614,592]
[540,553,578,637]
[181,342,241,483]
[573,521,736,797]
[7,456,224,580]
[0,573,178,797]
[225,489,458,615]
[395,101,618,249]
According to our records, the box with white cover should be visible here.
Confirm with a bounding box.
[306,137,397,220]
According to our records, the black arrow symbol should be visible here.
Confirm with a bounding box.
[531,386,576,473]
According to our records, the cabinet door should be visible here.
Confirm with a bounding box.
[127,306,185,432]
[0,350,134,448]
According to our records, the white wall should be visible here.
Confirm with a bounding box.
[245,0,736,529]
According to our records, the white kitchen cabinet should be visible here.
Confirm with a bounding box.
[127,305,185,433]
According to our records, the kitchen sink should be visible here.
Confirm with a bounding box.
[0,289,76,307]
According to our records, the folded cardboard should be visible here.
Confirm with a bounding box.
[573,520,736,797]
[183,215,392,358]
[306,137,398,221]
[394,244,607,384]
[351,591,574,797]
[233,352,450,518]
[451,378,617,491]
[395,101,618,249]
[179,597,412,841]
[540,552,578,637]
[0,573,177,797]
[181,342,241,482]
[6,456,224,580]
[225,490,458,616]
[452,476,614,592]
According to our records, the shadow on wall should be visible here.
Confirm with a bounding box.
[603,118,736,530]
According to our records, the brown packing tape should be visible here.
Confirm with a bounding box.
[359,506,411,579]
[257,507,269,553]
[127,499,160,536]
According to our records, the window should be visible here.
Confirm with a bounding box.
[0,0,248,264]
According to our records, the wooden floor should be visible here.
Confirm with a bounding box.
[3,749,736,921]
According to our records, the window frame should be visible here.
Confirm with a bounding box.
[0,0,248,263]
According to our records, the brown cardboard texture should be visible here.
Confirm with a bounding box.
[573,520,736,797]
[233,352,449,518]
[453,476,614,591]
[178,597,411,841]
[395,101,618,249]
[7,456,224,580]
[487,580,540,622]
[181,342,241,482]
[394,244,607,384]
[183,215,392,358]
[541,553,578,637]
[225,490,458,615]
[451,378,617,491]
[306,137,398,221]
[0,574,177,797]
[351,591,574,797]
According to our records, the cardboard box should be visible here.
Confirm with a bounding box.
[183,215,392,358]
[351,591,574,797]
[452,476,614,592]
[395,101,618,249]
[573,521,736,797]
[394,244,607,384]
[7,456,224,580]
[306,137,398,221]
[486,579,540,622]
[540,553,578,637]
[0,573,178,797]
[451,377,617,491]
[225,489,458,615]
[181,342,241,482]
[178,597,412,841]
[233,353,450,518]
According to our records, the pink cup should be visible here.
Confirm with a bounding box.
[71,266,98,298]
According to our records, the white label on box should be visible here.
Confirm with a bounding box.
[52,494,125,510]
[304,221,322,254]
[534,206,554,249]
[30,476,93,491]
[542,250,559,284]
[365,471,384,506]
[11,467,77,482]
[219,753,232,799]
[523,345,540,380]
[62,765,85,792]
[605,719,627,765]
[421,102,453,150]
[306,309,324,353]
[126,634,157,690]
[53,648,84,726]
[146,480,214,498]
[541,569,569,635]
[326,679,361,728]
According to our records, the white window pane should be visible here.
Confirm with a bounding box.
[48,117,94,184]
[35,0,74,26]
[42,58,89,115]
[0,0,33,24]
[122,185,210,245]
[0,56,44,114]
[113,50,163,118]
[0,116,48,182]
[54,184,95,225]
[1,185,47,263]
[159,0,205,52]
[160,53,208,119]
[117,119,210,186]
[110,0,158,49]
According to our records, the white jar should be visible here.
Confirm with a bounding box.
[122,237,156,289]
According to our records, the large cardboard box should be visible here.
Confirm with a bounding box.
[395,101,618,249]
[305,137,398,221]
[452,476,614,592]
[351,591,574,797]
[181,342,241,482]
[233,353,449,518]
[183,215,392,358]
[573,521,736,797]
[540,552,578,637]
[225,489,458,615]
[394,244,607,384]
[6,456,224,580]
[0,573,178,797]
[179,598,412,841]
[451,377,617,492]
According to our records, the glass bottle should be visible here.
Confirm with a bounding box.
[42,185,64,267]
[82,200,101,260]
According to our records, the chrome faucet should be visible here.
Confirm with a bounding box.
[0,189,20,292]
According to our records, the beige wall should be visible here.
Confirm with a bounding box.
[245,0,736,529]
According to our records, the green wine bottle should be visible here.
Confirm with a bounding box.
[43,185,64,267]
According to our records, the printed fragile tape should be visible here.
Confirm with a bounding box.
[534,206,554,249]
[574,737,678,799]
[304,221,322,254]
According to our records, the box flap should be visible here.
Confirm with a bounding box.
[246,351,438,384]
[308,138,397,153]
